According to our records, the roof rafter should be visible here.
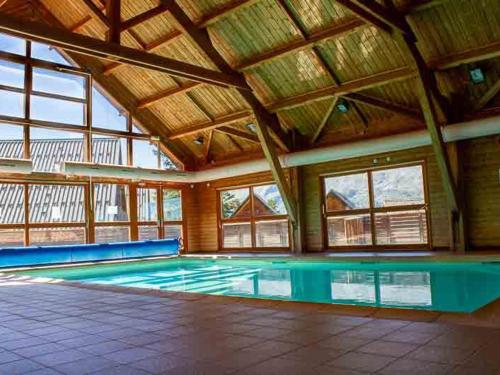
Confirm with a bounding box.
[311,96,339,144]
[268,66,416,112]
[215,126,260,143]
[343,93,422,120]
[0,13,248,89]
[169,111,254,140]
[121,3,169,32]
[474,78,500,112]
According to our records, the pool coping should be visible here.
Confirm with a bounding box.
[5,272,499,329]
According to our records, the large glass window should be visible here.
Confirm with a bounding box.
[219,184,289,250]
[0,123,24,158]
[323,164,429,249]
[31,42,71,65]
[29,227,85,246]
[0,183,24,225]
[30,95,85,126]
[138,188,157,222]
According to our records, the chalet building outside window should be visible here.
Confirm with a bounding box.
[322,163,430,250]
[219,183,289,250]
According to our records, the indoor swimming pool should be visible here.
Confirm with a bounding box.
[18,258,500,313]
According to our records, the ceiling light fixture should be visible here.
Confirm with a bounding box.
[246,123,258,133]
[469,67,485,84]
[193,136,204,145]
[336,100,350,113]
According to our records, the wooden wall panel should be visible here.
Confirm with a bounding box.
[463,136,500,249]
[183,136,500,252]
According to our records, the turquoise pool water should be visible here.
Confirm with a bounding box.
[19,258,500,313]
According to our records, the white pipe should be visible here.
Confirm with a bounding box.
[63,115,500,183]
[0,158,32,175]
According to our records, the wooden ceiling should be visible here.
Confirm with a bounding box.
[2,0,499,169]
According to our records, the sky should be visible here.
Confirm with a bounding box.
[0,32,174,169]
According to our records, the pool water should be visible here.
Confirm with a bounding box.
[19,258,500,313]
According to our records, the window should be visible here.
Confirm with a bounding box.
[323,164,429,249]
[0,124,24,158]
[95,226,129,243]
[92,87,127,131]
[0,183,24,224]
[163,189,183,241]
[28,185,85,223]
[0,89,24,118]
[32,68,85,99]
[0,60,25,88]
[94,184,130,222]
[133,139,159,169]
[138,188,157,222]
[30,127,84,172]
[219,184,289,250]
[92,135,128,165]
[31,42,71,65]
[0,33,26,55]
[29,227,85,246]
[30,95,85,126]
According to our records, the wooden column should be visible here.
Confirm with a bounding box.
[289,167,305,254]
[106,0,121,44]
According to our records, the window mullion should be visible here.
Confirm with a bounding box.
[367,171,376,247]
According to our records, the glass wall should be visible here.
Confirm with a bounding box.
[322,164,429,249]
[163,189,183,241]
[219,183,289,250]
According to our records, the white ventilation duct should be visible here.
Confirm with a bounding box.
[63,115,500,183]
[0,158,33,175]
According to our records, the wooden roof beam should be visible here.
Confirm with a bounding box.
[121,3,169,32]
[337,0,414,39]
[428,41,500,70]
[169,111,253,139]
[215,126,259,143]
[106,0,121,43]
[344,93,422,120]
[81,0,110,27]
[268,66,416,112]
[311,96,339,144]
[162,0,292,152]
[0,14,249,89]
[254,111,297,224]
[103,30,183,75]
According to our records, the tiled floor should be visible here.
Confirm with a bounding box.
[0,276,499,374]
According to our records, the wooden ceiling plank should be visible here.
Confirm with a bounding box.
[69,15,93,33]
[216,126,260,143]
[311,96,339,144]
[344,92,422,120]
[137,81,203,109]
[335,0,393,35]
[196,0,260,28]
[0,14,248,89]
[474,78,500,112]
[225,134,245,152]
[121,3,169,32]
[236,18,364,71]
[169,111,253,139]
[162,0,292,152]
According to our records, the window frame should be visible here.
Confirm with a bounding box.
[217,182,290,251]
[320,161,431,251]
